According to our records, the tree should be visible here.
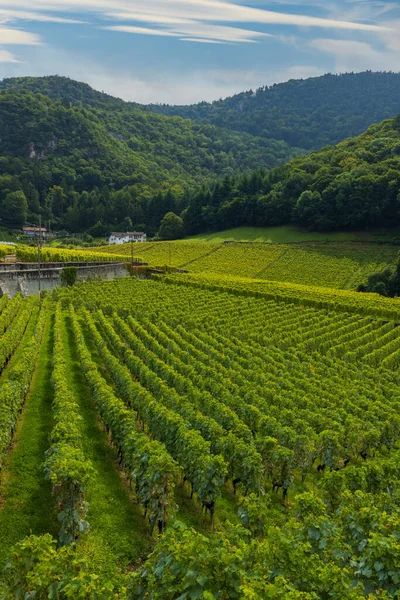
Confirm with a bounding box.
[358,261,400,297]
[158,212,185,240]
[2,191,28,227]
[294,190,322,227]
[121,216,133,232]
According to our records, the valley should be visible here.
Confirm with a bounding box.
[0,69,399,599]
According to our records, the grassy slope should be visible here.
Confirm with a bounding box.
[0,318,57,572]
[186,226,400,244]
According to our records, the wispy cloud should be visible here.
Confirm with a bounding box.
[106,25,181,38]
[0,9,84,24]
[105,21,270,44]
[309,33,400,72]
[180,38,227,44]
[0,48,19,62]
[0,26,42,44]
[0,0,394,48]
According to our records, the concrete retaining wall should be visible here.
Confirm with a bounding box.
[0,262,129,297]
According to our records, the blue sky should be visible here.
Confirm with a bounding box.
[0,0,399,104]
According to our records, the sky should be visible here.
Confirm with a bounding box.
[0,0,399,104]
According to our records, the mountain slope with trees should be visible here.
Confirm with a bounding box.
[0,87,299,232]
[147,71,400,150]
[175,114,400,234]
[1,73,400,236]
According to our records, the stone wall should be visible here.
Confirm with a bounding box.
[0,262,129,297]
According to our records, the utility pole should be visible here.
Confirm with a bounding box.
[38,214,42,295]
[131,240,134,273]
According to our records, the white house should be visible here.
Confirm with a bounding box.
[109,232,147,245]
[22,226,48,240]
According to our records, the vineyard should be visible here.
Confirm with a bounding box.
[0,246,15,260]
[15,245,142,264]
[91,240,399,289]
[0,272,399,598]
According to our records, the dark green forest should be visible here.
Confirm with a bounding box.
[147,71,400,150]
[180,114,400,234]
[0,73,400,235]
[0,84,298,234]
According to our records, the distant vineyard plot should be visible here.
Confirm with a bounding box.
[92,240,399,290]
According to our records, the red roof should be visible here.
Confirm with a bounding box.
[23,227,47,232]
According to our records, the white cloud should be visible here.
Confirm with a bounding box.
[0,42,327,104]
[380,18,400,53]
[310,38,380,59]
[106,19,270,44]
[0,0,393,34]
[0,9,84,23]
[0,48,19,61]
[105,12,196,25]
[180,37,227,44]
[105,25,181,38]
[0,26,42,44]
[309,35,400,72]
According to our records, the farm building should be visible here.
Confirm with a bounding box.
[109,232,147,245]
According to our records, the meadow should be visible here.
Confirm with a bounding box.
[0,269,399,598]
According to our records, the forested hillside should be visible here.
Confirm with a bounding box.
[0,86,298,233]
[178,114,400,234]
[1,73,400,236]
[3,72,400,152]
[148,71,400,150]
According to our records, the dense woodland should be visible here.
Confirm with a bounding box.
[0,86,297,234]
[149,71,400,150]
[0,73,399,236]
[177,114,400,234]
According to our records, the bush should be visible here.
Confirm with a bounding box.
[61,266,78,287]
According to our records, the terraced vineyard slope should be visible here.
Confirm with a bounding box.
[92,240,399,290]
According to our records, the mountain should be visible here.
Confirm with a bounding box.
[146,71,400,150]
[0,85,297,178]
[177,114,400,234]
[0,85,300,233]
[1,73,400,236]
[3,72,400,153]
[0,76,127,110]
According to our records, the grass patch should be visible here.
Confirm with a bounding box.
[62,314,153,574]
[186,225,400,244]
[0,317,57,571]
[186,226,361,244]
